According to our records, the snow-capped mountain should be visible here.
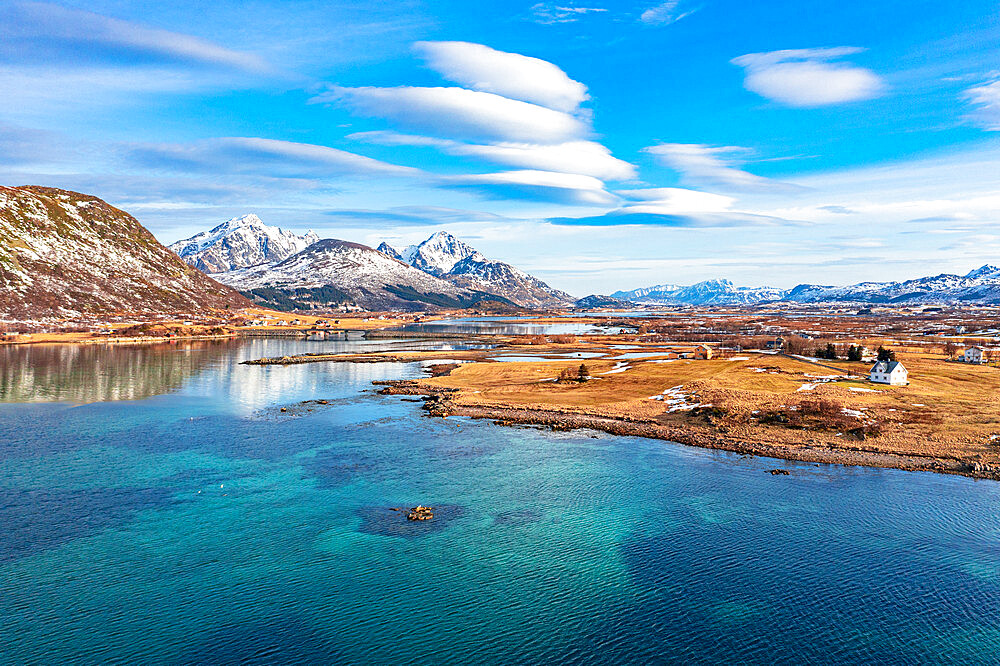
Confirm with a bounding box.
[385,231,479,277]
[375,242,404,262]
[613,265,1000,306]
[213,239,510,311]
[574,294,636,309]
[380,232,574,308]
[445,252,575,308]
[785,266,1000,304]
[612,280,787,306]
[168,214,318,274]
[0,186,249,318]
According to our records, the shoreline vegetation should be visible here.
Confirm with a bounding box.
[9,305,1000,481]
[237,320,1000,481]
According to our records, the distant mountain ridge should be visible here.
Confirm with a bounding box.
[379,232,573,308]
[0,186,249,318]
[169,214,318,273]
[614,266,1000,306]
[612,279,786,306]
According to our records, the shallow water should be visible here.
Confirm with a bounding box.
[2,339,1000,664]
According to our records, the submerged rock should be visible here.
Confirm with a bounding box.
[768,469,790,475]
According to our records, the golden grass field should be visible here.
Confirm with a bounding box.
[414,340,1000,470]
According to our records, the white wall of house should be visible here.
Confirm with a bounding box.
[964,347,985,364]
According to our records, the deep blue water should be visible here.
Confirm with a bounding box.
[2,339,1000,664]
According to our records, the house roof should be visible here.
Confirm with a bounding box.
[871,360,906,374]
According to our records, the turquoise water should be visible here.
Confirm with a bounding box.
[2,339,1000,664]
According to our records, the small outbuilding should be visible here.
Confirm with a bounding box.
[870,360,908,386]
[694,345,713,360]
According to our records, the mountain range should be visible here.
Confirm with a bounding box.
[0,187,249,319]
[214,239,508,312]
[614,267,1000,306]
[169,217,573,310]
[378,232,573,308]
[8,185,1000,319]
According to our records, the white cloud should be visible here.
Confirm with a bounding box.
[443,169,617,205]
[129,137,418,177]
[547,186,802,227]
[529,4,608,24]
[640,1,696,26]
[413,41,588,113]
[5,1,269,72]
[644,143,801,192]
[964,79,1000,130]
[313,86,587,144]
[350,131,635,180]
[617,187,737,214]
[731,47,884,107]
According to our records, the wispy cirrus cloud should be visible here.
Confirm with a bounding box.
[442,169,617,206]
[731,47,884,107]
[413,41,588,112]
[640,1,697,26]
[529,3,608,24]
[644,143,803,192]
[2,1,269,72]
[127,137,418,178]
[964,79,1000,130]
[548,187,801,226]
[323,206,509,228]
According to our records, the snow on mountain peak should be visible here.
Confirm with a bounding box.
[378,231,574,307]
[966,264,1000,280]
[401,231,479,276]
[168,214,319,273]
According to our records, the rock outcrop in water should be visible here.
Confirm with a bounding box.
[406,505,434,521]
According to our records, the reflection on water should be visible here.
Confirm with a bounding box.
[0,338,479,405]
[0,340,242,403]
[2,339,1000,663]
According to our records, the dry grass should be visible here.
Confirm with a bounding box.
[422,342,1000,466]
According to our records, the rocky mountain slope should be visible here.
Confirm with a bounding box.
[214,239,510,311]
[380,232,573,308]
[0,186,250,319]
[169,214,318,273]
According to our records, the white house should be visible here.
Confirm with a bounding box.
[963,346,986,364]
[870,360,908,385]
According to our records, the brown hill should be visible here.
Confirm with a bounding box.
[0,186,250,319]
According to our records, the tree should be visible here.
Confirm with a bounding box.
[847,345,863,362]
[944,340,957,359]
[578,364,590,382]
[877,346,896,362]
[825,343,838,360]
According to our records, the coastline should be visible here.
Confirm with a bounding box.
[376,379,1000,481]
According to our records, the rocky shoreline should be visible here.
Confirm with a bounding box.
[374,380,1000,481]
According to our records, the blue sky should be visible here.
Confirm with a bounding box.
[2,0,999,294]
